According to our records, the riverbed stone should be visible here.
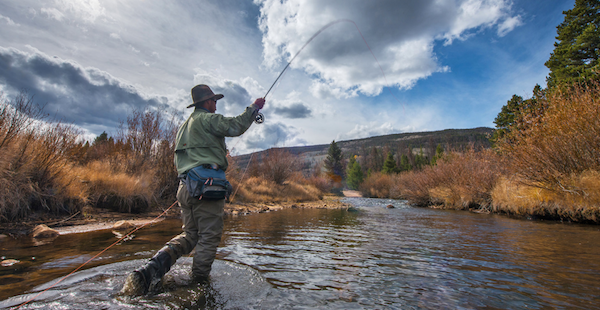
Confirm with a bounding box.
[386,204,395,209]
[1,259,20,267]
[113,220,136,231]
[32,224,59,238]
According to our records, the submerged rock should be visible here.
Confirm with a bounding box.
[1,259,20,267]
[113,220,136,231]
[32,224,59,238]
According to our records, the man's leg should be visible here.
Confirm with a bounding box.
[121,182,199,295]
[191,198,225,282]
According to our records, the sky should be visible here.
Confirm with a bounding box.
[0,0,575,155]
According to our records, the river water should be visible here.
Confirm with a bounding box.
[1,198,599,309]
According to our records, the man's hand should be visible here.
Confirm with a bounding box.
[253,98,266,109]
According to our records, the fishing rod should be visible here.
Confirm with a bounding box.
[254,19,358,124]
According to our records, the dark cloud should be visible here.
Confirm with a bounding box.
[272,101,312,119]
[0,46,168,134]
[235,122,306,153]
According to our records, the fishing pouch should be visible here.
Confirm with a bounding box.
[184,166,232,200]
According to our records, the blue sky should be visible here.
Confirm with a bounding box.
[0,0,574,154]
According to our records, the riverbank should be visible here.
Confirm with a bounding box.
[0,195,353,237]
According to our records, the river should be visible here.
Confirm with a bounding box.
[1,198,599,309]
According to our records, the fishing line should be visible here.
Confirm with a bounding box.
[15,201,179,309]
[255,18,405,124]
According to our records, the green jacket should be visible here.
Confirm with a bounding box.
[174,104,258,174]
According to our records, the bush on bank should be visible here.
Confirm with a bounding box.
[0,92,329,222]
[359,83,600,223]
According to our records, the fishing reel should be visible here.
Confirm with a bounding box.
[254,112,264,124]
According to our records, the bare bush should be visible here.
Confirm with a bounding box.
[497,82,600,194]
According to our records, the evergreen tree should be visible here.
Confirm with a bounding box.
[545,0,600,87]
[93,131,109,146]
[382,153,400,174]
[492,85,547,143]
[430,144,444,165]
[399,154,412,171]
[324,140,344,182]
[414,149,428,170]
[346,155,364,190]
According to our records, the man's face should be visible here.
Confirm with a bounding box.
[207,98,217,113]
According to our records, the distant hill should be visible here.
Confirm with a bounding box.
[233,127,494,171]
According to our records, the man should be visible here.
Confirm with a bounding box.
[122,84,265,295]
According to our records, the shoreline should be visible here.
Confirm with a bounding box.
[0,195,354,237]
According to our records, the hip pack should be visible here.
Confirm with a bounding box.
[185,166,232,200]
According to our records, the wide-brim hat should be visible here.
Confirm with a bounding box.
[187,84,224,108]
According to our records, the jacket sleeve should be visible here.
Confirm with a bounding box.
[209,105,259,137]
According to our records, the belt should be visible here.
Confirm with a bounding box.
[201,163,220,170]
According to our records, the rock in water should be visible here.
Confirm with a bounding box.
[113,220,136,231]
[1,259,20,267]
[32,224,59,238]
[386,204,395,209]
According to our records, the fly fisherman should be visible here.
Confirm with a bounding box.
[122,84,265,295]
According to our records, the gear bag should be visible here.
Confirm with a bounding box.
[184,166,232,200]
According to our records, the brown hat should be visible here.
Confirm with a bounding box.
[187,84,224,108]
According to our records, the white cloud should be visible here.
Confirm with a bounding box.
[497,15,523,36]
[54,0,106,23]
[256,0,521,98]
[41,7,65,21]
[339,122,399,140]
[109,33,121,40]
[0,14,19,26]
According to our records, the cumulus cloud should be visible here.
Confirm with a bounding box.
[0,46,169,133]
[233,122,306,154]
[269,91,312,119]
[256,0,521,98]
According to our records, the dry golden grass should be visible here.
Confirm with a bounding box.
[230,176,322,204]
[359,172,393,199]
[72,160,156,213]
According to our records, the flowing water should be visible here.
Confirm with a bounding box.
[1,198,599,309]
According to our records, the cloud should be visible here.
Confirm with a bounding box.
[0,14,19,26]
[269,91,312,119]
[256,0,521,98]
[497,15,523,36]
[41,7,65,21]
[0,46,169,134]
[54,0,106,23]
[231,122,306,154]
[338,122,400,140]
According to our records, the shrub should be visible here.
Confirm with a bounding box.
[497,82,600,194]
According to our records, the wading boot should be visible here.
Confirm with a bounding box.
[121,246,175,296]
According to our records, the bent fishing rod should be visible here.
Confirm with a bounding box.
[254,19,368,124]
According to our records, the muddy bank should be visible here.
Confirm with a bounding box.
[0,196,352,236]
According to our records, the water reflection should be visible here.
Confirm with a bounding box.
[2,198,600,309]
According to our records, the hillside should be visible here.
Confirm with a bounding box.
[233,127,494,171]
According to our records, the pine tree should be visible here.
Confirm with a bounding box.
[382,153,400,174]
[545,0,600,87]
[430,144,444,165]
[324,140,344,182]
[399,154,412,171]
[346,155,364,190]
